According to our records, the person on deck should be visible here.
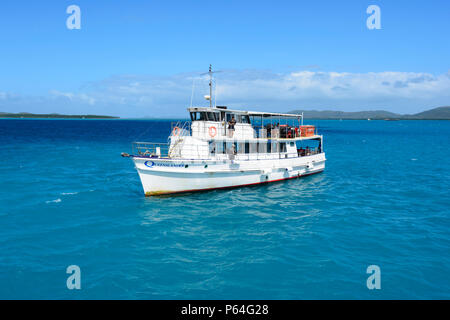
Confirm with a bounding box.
[228,116,236,138]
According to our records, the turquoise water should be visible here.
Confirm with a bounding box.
[0,119,449,299]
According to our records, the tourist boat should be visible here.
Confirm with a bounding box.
[122,67,326,196]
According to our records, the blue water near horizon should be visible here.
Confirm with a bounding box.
[0,119,449,299]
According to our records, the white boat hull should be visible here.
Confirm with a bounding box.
[132,153,326,196]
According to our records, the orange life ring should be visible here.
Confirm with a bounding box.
[208,126,217,137]
[172,126,181,136]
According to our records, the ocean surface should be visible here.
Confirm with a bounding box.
[0,119,449,299]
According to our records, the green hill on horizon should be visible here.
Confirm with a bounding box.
[288,106,450,120]
[0,112,119,119]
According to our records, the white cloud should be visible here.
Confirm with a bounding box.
[1,69,449,117]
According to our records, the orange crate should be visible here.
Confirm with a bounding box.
[299,125,315,137]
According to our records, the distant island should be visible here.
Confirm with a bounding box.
[0,112,119,119]
[2,106,449,120]
[288,106,450,120]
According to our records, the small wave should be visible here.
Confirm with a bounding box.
[61,192,78,195]
[411,158,418,161]
[46,198,62,204]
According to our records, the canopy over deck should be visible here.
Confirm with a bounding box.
[187,106,303,119]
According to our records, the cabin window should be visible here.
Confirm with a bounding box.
[250,142,257,154]
[226,114,250,123]
[190,111,219,121]
[206,112,219,121]
[237,142,244,154]
[223,141,227,154]
[225,113,250,123]
[209,141,216,155]
[216,141,224,154]
[240,115,250,124]
[280,142,287,153]
[267,141,271,153]
[245,142,250,154]
[271,141,278,153]
[224,142,237,155]
[258,142,267,153]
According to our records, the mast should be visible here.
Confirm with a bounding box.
[201,65,220,108]
[208,64,213,108]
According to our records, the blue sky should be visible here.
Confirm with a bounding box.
[0,0,449,117]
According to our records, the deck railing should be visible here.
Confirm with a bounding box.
[132,142,170,158]
[169,121,317,140]
[170,121,192,137]
[132,141,320,161]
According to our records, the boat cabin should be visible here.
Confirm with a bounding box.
[137,106,324,160]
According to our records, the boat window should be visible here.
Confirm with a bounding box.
[225,113,250,123]
[280,142,287,153]
[209,141,216,155]
[206,112,219,121]
[249,142,257,154]
[190,112,206,121]
[240,115,250,124]
[216,141,224,154]
[258,142,267,153]
[191,111,219,121]
[270,141,278,153]
[245,142,250,154]
[224,142,237,155]
[267,141,271,153]
[238,142,245,154]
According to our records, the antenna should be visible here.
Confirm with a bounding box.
[201,64,222,108]
[208,64,212,108]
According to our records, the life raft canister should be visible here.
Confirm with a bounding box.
[172,126,181,136]
[208,126,217,137]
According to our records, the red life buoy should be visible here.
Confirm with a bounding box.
[172,126,181,136]
[209,126,217,137]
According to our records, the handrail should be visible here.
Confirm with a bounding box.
[132,141,321,161]
[132,142,170,158]
[170,121,317,140]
